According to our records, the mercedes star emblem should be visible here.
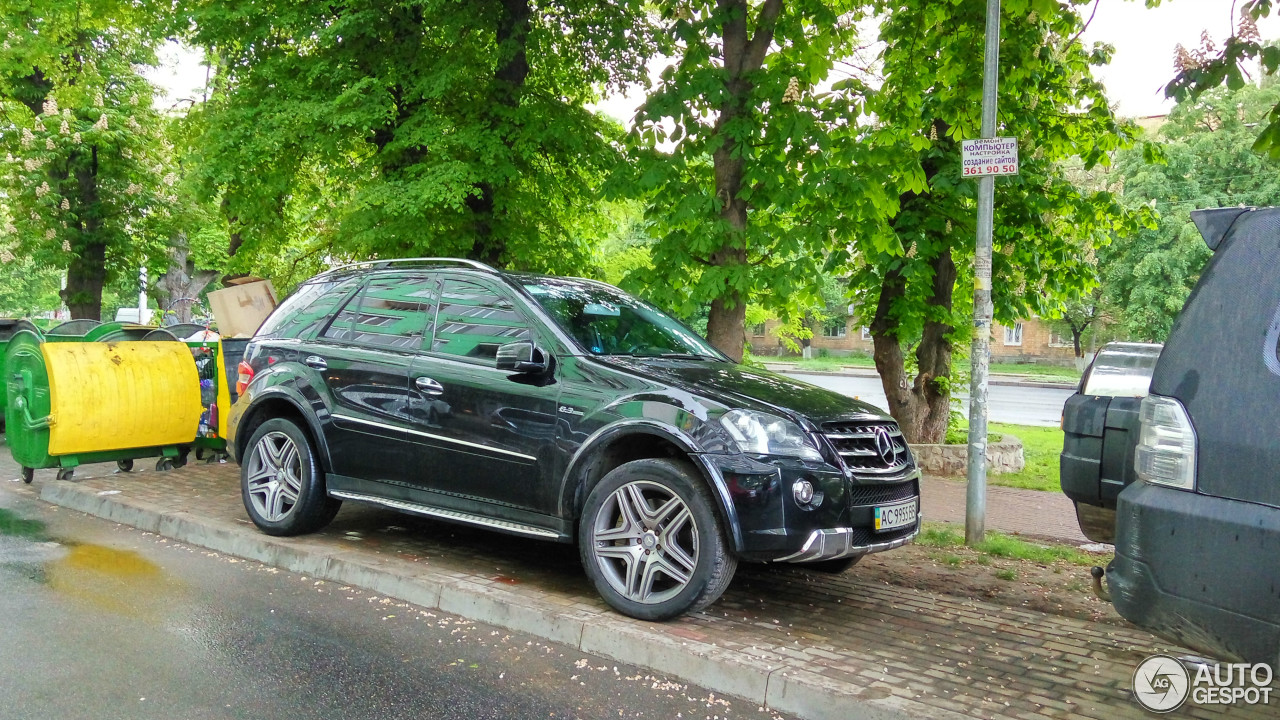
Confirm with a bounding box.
[873,426,896,465]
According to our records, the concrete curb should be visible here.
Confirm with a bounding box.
[763,364,1077,390]
[39,479,969,720]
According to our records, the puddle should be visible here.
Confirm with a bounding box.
[0,507,49,540]
[0,505,180,616]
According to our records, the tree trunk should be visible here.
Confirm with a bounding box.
[63,147,105,320]
[704,0,783,363]
[463,0,532,268]
[159,236,219,324]
[870,247,957,445]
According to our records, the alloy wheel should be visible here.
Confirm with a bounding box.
[590,480,699,604]
[245,431,303,522]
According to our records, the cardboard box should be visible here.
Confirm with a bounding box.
[208,279,277,338]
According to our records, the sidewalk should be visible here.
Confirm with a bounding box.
[7,460,1272,720]
[920,476,1089,544]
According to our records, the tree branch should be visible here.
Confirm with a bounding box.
[743,0,785,74]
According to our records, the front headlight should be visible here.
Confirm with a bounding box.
[720,409,823,462]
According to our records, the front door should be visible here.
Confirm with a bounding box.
[406,276,560,513]
[316,273,439,486]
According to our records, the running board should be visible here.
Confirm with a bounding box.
[328,490,561,539]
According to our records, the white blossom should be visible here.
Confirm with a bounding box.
[163,172,177,187]
[45,138,55,150]
[126,183,142,196]
[129,93,138,105]
[5,153,11,163]
[42,98,59,116]
[781,77,802,104]
[23,158,40,172]
[60,198,70,211]
[35,182,50,198]
[33,118,45,132]
[61,238,71,251]
[0,249,13,263]
[94,94,104,107]
[72,132,81,144]
[92,114,108,131]
[20,128,34,147]
[62,108,71,118]
[60,119,69,135]
[46,229,56,241]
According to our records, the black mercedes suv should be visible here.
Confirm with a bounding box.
[227,259,920,620]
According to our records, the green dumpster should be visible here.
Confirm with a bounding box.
[0,318,26,432]
[4,326,204,483]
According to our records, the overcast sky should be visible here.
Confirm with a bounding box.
[148,1,1279,121]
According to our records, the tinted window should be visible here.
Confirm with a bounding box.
[523,279,722,359]
[257,277,360,339]
[432,279,530,364]
[323,275,438,349]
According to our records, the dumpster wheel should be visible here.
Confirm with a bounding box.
[117,459,133,473]
[156,457,175,472]
[20,467,33,484]
[56,468,74,481]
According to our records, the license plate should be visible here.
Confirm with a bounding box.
[874,498,917,532]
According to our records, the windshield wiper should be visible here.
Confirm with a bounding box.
[658,353,719,361]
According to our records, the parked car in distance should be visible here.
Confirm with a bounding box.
[227,259,922,620]
[1060,341,1162,543]
[1107,206,1280,666]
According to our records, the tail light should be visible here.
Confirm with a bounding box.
[236,361,255,396]
[1134,394,1197,490]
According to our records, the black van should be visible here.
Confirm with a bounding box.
[1107,207,1280,665]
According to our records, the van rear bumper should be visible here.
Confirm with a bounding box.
[1110,482,1280,666]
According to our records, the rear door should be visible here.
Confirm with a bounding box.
[1152,208,1280,506]
[406,275,560,512]
[315,273,439,486]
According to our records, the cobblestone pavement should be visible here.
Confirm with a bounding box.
[919,477,1089,544]
[4,454,1273,720]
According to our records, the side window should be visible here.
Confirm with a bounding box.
[323,275,438,349]
[259,277,360,339]
[432,278,531,365]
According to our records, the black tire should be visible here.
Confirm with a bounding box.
[116,459,134,473]
[56,467,74,481]
[21,467,34,484]
[240,418,341,536]
[796,555,862,574]
[156,458,175,472]
[579,458,737,621]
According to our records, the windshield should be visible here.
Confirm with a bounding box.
[523,279,725,360]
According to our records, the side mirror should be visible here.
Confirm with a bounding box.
[496,342,549,374]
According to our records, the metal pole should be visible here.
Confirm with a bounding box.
[966,0,1002,547]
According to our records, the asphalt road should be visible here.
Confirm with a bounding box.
[783,372,1075,427]
[0,485,795,720]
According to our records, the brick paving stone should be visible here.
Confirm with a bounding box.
[4,457,1277,719]
[920,475,1090,544]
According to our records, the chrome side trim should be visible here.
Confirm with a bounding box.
[777,522,922,563]
[329,490,560,539]
[331,414,537,461]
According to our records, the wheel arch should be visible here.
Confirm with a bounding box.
[234,391,332,473]
[559,421,743,553]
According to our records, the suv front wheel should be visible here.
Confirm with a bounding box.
[241,418,341,536]
[579,458,737,621]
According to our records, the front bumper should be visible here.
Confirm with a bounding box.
[701,453,921,563]
[1110,481,1280,665]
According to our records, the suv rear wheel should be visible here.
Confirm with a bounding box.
[579,458,736,621]
[241,418,341,536]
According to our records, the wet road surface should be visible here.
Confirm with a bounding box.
[783,372,1074,427]
[0,486,794,720]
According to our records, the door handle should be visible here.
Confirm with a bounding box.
[415,376,445,396]
[304,355,328,371]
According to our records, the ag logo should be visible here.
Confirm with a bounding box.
[1133,654,1190,713]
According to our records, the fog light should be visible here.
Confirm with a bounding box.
[793,480,815,505]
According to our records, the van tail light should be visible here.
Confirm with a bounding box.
[236,361,255,396]
[1134,394,1197,490]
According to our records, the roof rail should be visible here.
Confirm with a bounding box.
[312,257,501,279]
